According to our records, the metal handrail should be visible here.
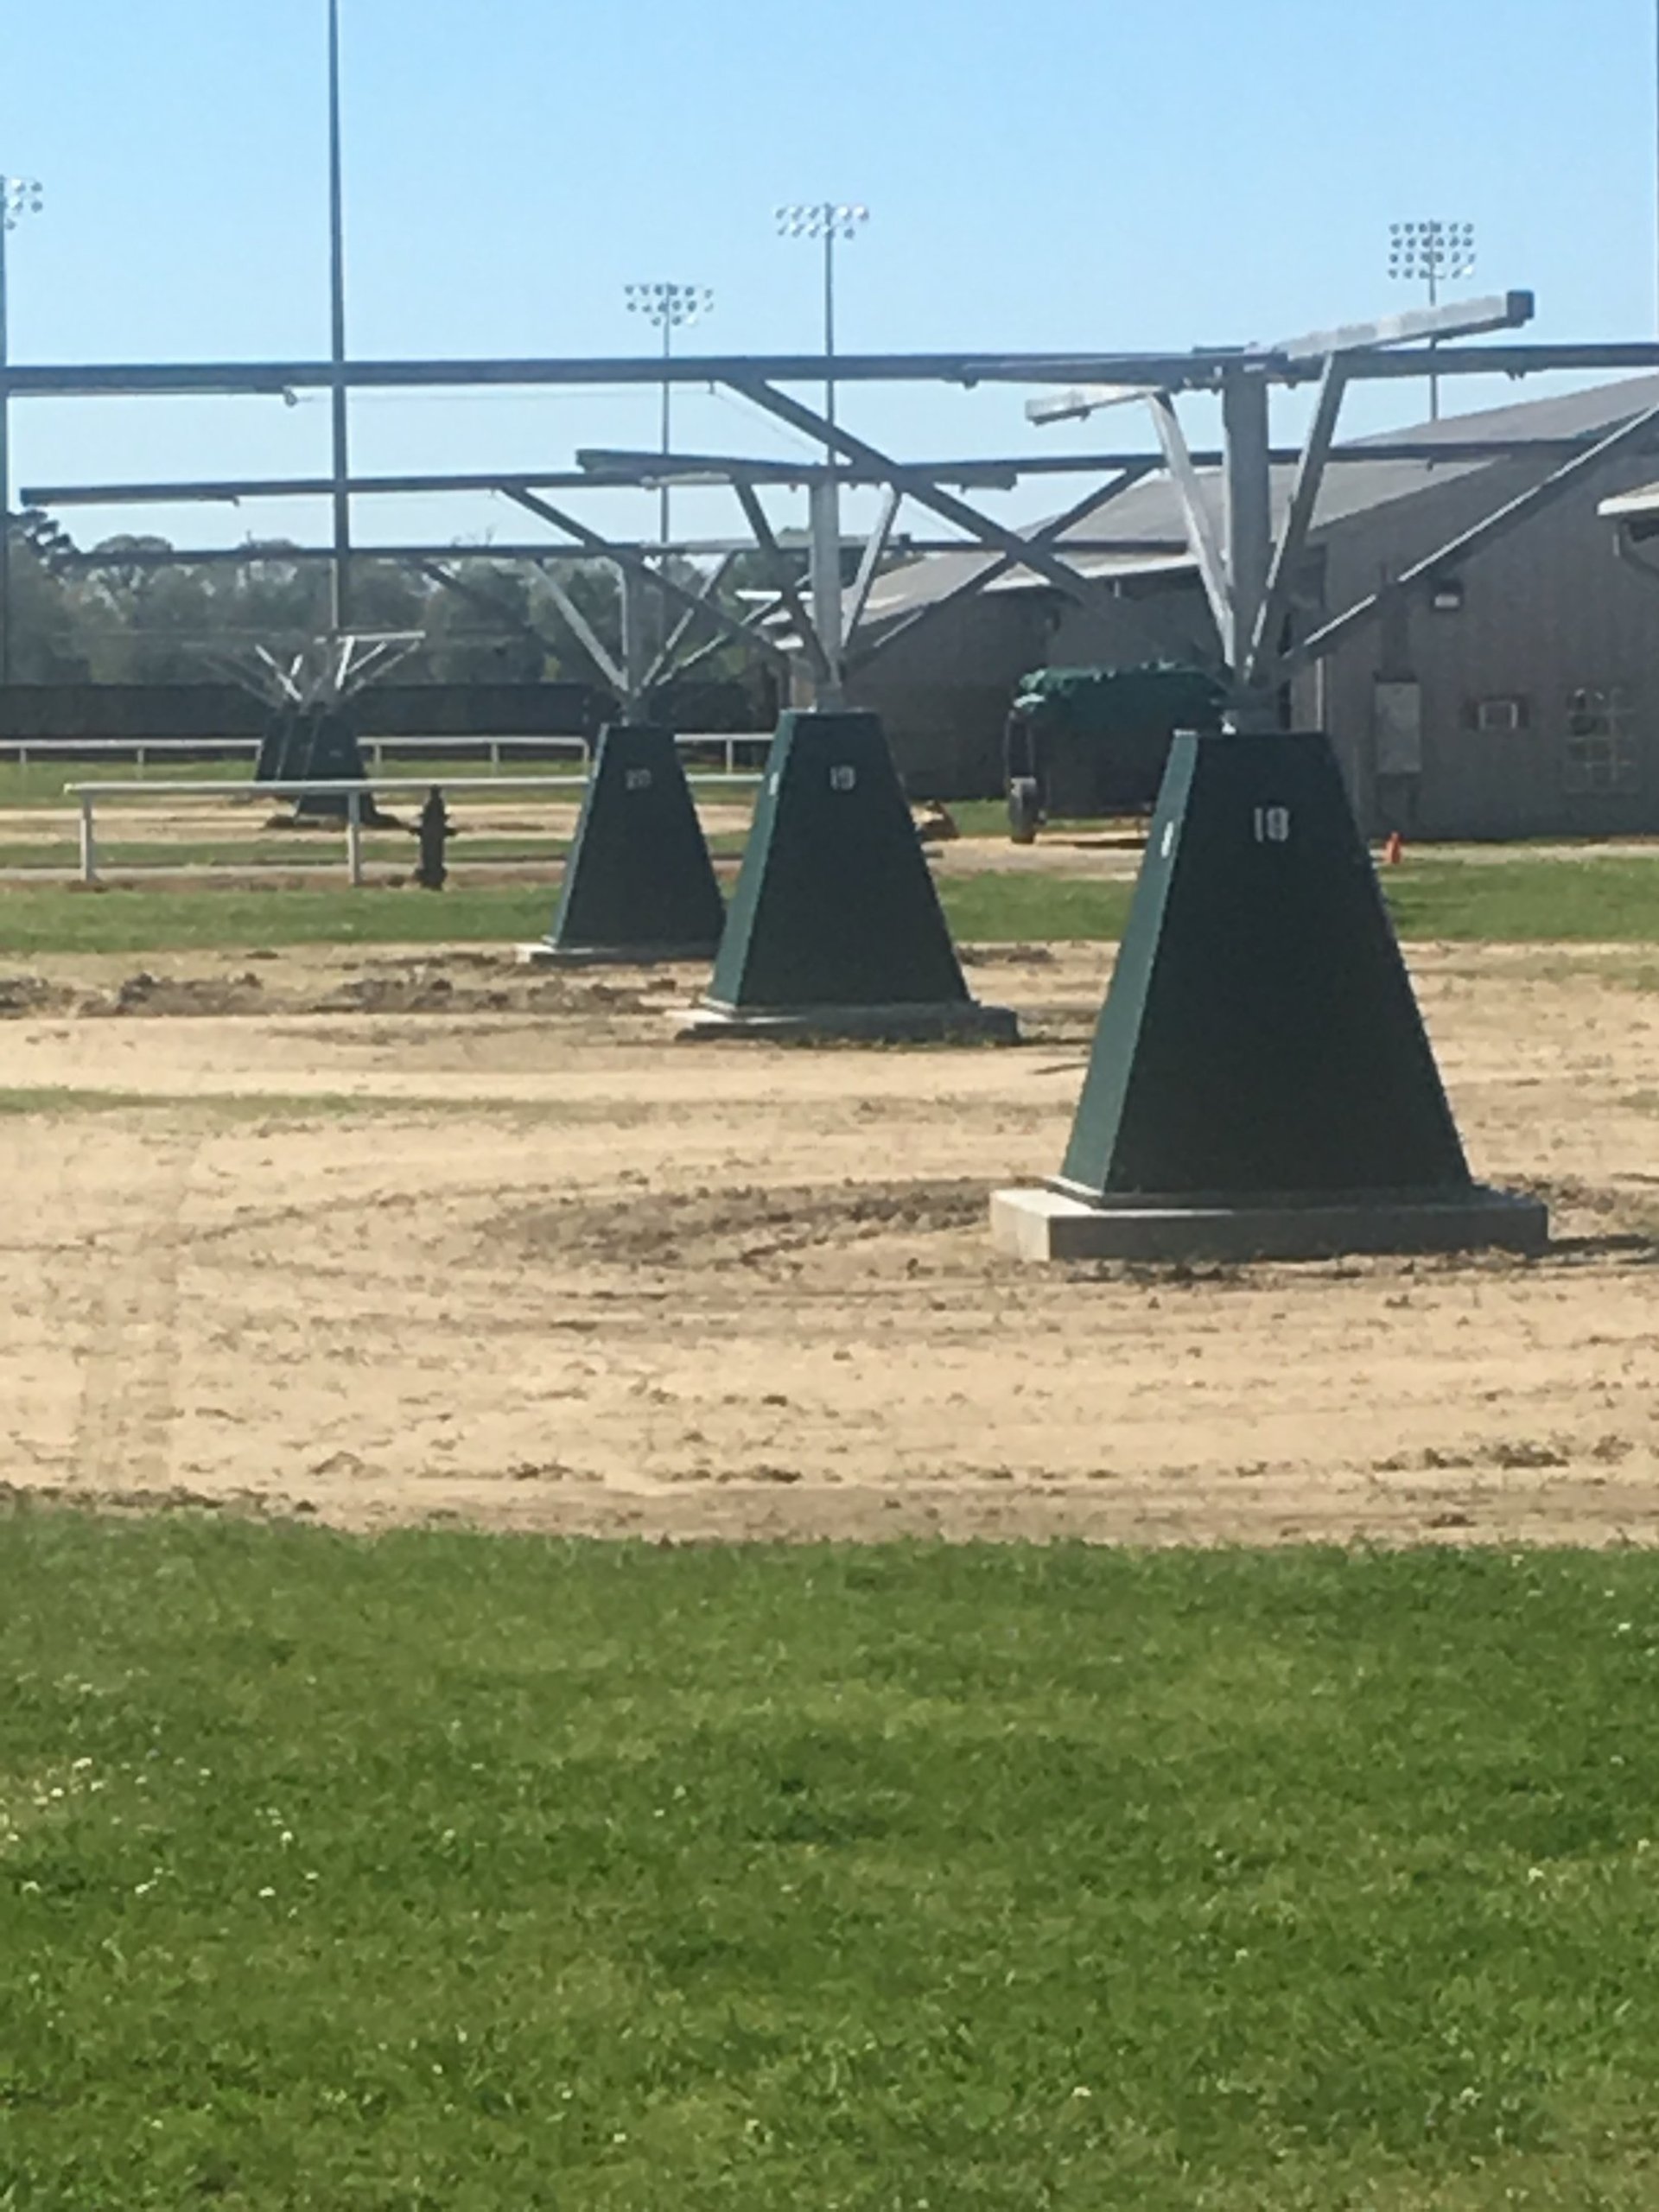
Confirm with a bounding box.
[0,728,772,772]
[61,769,761,887]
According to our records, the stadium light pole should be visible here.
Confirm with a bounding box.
[0,175,44,688]
[624,281,714,554]
[1388,219,1476,423]
[775,202,868,442]
[326,0,353,633]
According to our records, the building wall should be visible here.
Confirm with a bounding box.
[855,445,1659,831]
[1044,577,1218,671]
[851,575,1219,798]
[849,589,1052,797]
[1313,452,1659,838]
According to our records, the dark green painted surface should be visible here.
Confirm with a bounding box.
[255,708,372,818]
[1059,730,1473,1199]
[548,723,724,957]
[706,711,969,1011]
[251,708,294,786]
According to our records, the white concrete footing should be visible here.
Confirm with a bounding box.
[516,941,716,969]
[989,1184,1548,1264]
[678,1000,1019,1044]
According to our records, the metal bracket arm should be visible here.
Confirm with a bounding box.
[731,377,1104,605]
[732,480,835,690]
[643,550,738,691]
[849,462,1154,671]
[845,485,904,644]
[499,485,793,674]
[1245,355,1350,689]
[1290,400,1659,669]
[1145,393,1232,657]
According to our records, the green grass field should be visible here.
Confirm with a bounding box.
[0,854,1656,957]
[3,1516,1659,2209]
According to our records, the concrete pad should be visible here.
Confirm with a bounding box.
[990,1184,1548,1264]
[678,1000,1020,1045]
[516,941,717,969]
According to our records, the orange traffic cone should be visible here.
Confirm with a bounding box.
[1382,831,1404,867]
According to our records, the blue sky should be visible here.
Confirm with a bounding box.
[3,0,1656,552]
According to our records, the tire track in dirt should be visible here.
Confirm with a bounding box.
[56,1136,200,1496]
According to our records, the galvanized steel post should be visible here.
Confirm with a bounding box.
[1222,366,1274,730]
[809,476,844,709]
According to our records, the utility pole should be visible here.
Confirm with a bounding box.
[0,176,43,690]
[327,0,352,633]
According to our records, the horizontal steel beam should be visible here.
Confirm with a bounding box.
[5,351,1293,398]
[20,316,1637,409]
[46,535,1194,569]
[1353,342,1659,379]
[1273,291,1535,364]
[22,435,1634,515]
[1027,296,1536,424]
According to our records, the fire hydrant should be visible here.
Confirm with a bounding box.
[413,785,453,890]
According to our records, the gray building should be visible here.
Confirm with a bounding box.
[850,376,1659,838]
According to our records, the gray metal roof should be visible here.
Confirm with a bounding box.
[861,373,1659,626]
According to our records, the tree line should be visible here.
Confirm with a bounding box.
[3,512,777,695]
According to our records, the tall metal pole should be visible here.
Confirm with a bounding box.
[327,0,353,633]
[0,209,11,690]
[776,207,866,712]
[823,222,836,437]
[624,281,712,565]
[809,474,844,709]
[0,178,41,690]
[659,314,672,556]
[620,563,651,724]
[1222,366,1274,730]
[777,203,866,454]
[1389,220,1474,428]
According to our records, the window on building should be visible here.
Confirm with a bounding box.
[1471,696,1526,734]
[1563,686,1641,794]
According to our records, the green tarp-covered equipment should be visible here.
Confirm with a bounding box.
[687,709,1016,1041]
[1005,661,1227,830]
[989,728,1546,1259]
[537,723,724,964]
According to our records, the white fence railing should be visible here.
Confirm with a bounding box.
[2,730,772,776]
[62,771,762,887]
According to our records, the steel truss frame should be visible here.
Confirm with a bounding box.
[16,287,1659,718]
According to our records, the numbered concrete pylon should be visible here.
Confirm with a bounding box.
[524,723,725,966]
[683,709,1015,1041]
[255,704,389,823]
[991,728,1546,1261]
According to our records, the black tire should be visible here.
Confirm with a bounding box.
[1007,776,1041,845]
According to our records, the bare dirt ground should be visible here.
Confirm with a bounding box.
[1,936,1656,1547]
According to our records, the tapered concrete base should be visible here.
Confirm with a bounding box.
[989,1184,1547,1264]
[679,999,1019,1045]
[517,939,718,969]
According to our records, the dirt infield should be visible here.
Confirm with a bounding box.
[2,937,1656,1546]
